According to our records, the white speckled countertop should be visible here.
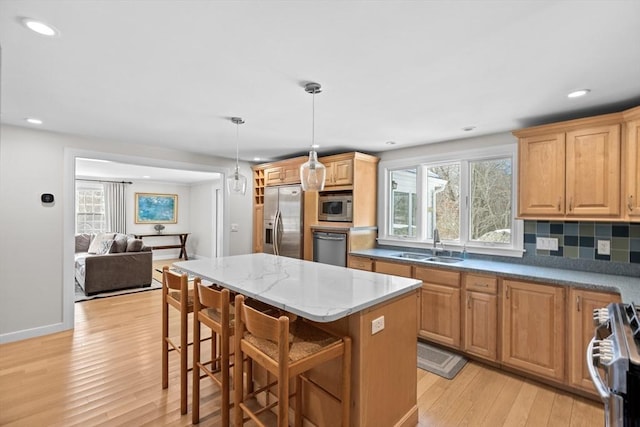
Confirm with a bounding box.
[175,253,421,322]
[351,248,640,304]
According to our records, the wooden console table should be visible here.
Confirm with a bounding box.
[133,233,190,260]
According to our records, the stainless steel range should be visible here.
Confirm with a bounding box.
[589,302,640,427]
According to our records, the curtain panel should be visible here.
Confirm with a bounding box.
[104,182,127,234]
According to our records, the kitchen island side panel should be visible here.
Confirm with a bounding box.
[302,290,419,427]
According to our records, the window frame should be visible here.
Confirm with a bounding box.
[378,143,524,258]
[75,181,106,234]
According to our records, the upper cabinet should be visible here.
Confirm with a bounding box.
[323,157,353,187]
[624,107,640,220]
[514,108,640,221]
[565,124,620,216]
[318,152,379,226]
[263,156,306,187]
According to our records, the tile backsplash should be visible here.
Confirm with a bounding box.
[524,221,640,264]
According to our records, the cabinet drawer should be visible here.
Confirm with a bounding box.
[348,256,373,271]
[375,261,412,278]
[464,273,497,294]
[414,267,460,287]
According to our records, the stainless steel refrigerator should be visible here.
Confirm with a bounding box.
[263,185,303,258]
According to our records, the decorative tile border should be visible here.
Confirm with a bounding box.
[523,221,640,264]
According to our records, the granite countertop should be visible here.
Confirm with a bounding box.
[350,248,640,304]
[175,253,421,323]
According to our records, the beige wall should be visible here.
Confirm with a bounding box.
[0,125,253,343]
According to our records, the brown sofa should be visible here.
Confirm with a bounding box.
[75,232,153,296]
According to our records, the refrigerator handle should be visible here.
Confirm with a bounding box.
[273,210,281,255]
[276,210,284,255]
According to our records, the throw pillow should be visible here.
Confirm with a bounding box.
[126,239,144,252]
[75,233,92,253]
[96,239,114,255]
[111,234,129,253]
[87,232,116,254]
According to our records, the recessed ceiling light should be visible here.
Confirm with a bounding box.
[253,157,262,162]
[25,117,43,125]
[386,141,397,145]
[142,176,151,179]
[567,89,590,98]
[462,126,476,132]
[20,17,59,37]
[311,144,320,149]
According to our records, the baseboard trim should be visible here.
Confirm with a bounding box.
[0,321,71,344]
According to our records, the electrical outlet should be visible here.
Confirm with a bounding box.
[597,240,611,255]
[371,316,385,335]
[536,237,558,251]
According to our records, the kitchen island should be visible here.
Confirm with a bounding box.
[175,253,422,427]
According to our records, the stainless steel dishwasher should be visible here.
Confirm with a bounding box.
[312,231,347,267]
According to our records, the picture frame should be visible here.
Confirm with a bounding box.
[135,193,178,224]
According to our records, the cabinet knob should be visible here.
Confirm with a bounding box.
[629,195,634,212]
[569,197,573,212]
[558,197,562,211]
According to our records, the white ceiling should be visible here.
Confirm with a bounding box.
[75,158,221,184]
[1,1,639,164]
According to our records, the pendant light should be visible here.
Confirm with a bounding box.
[300,82,326,191]
[227,117,247,195]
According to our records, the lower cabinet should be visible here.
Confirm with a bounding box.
[373,260,412,277]
[462,273,498,361]
[568,288,621,394]
[501,279,565,382]
[415,267,461,349]
[347,255,374,271]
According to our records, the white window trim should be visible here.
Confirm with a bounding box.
[378,143,524,258]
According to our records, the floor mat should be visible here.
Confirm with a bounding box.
[417,341,467,379]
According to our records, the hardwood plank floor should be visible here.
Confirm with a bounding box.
[0,289,605,426]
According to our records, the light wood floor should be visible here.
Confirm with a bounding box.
[0,288,604,426]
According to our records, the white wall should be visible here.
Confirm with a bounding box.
[0,124,253,343]
[189,180,223,259]
[127,181,193,259]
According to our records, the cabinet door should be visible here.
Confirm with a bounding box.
[566,124,621,216]
[281,164,301,184]
[264,167,284,185]
[253,205,264,253]
[501,280,565,381]
[518,133,566,216]
[420,283,461,348]
[568,289,620,393]
[463,291,497,361]
[323,159,353,187]
[626,119,640,219]
[332,159,353,186]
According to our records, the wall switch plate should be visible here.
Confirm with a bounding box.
[371,315,385,335]
[231,223,239,232]
[597,240,611,255]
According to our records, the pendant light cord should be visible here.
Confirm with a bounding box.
[235,121,240,169]
[311,89,315,150]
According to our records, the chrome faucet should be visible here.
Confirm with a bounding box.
[433,228,441,253]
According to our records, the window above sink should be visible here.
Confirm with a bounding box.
[378,143,524,258]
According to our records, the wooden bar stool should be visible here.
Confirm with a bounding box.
[161,266,197,415]
[233,294,352,427]
[192,278,233,425]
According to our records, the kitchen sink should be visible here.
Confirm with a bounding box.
[425,256,464,264]
[393,252,430,260]
[392,252,464,264]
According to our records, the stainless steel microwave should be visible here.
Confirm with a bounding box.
[318,194,353,222]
